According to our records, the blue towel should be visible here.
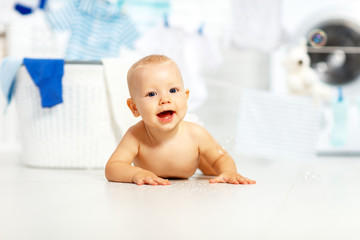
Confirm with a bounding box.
[0,57,23,111]
[23,58,64,108]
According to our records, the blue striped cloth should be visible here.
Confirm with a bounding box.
[46,0,139,60]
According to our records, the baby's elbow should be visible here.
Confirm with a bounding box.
[211,152,228,169]
[105,161,115,182]
[105,168,111,182]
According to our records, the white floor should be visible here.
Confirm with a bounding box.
[1,151,360,240]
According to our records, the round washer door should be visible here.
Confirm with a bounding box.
[306,19,360,85]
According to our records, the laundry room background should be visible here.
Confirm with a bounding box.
[0,0,272,159]
[2,0,359,161]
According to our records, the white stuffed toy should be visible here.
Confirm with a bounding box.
[283,38,331,99]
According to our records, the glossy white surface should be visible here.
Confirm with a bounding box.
[1,152,360,240]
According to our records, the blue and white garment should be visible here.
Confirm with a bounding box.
[45,0,139,60]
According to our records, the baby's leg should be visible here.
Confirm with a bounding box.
[198,156,217,176]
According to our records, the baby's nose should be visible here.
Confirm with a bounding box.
[160,96,171,105]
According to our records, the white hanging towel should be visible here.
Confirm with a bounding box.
[226,0,282,52]
[7,10,69,58]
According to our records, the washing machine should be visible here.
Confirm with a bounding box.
[271,0,360,155]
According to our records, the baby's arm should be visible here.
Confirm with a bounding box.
[105,127,170,185]
[196,126,256,185]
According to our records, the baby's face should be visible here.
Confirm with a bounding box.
[129,62,189,130]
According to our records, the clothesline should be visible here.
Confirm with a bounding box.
[20,60,103,66]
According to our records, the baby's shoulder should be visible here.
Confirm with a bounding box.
[182,121,208,138]
[124,121,146,139]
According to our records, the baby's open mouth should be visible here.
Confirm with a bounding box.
[157,110,175,119]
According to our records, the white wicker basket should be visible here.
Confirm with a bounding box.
[15,64,117,169]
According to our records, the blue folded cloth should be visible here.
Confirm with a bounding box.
[0,57,23,111]
[23,58,65,108]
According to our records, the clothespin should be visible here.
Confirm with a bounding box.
[198,23,204,35]
[338,86,343,102]
[117,0,125,7]
[14,3,33,15]
[39,0,47,9]
[15,0,47,15]
[164,13,169,28]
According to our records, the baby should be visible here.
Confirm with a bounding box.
[105,55,256,185]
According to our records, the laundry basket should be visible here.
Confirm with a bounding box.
[15,63,118,168]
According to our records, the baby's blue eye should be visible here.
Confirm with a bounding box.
[169,88,178,93]
[147,92,157,97]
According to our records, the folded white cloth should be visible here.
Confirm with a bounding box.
[102,53,141,141]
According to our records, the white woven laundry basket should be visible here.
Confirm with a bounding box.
[15,63,118,168]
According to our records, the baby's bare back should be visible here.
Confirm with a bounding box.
[133,121,200,178]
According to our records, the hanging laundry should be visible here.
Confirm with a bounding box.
[14,4,33,15]
[0,0,13,27]
[14,0,40,12]
[13,0,46,15]
[45,0,140,60]
[123,0,170,34]
[23,58,64,108]
[135,24,222,111]
[0,57,23,110]
[38,0,47,9]
[226,0,282,52]
[7,8,69,58]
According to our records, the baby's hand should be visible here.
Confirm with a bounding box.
[132,170,171,186]
[209,171,256,185]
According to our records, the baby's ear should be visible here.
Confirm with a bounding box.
[127,98,140,117]
[185,89,190,100]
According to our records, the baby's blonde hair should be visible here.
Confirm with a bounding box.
[130,54,173,69]
[127,55,181,96]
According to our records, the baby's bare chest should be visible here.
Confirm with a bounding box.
[134,141,200,178]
